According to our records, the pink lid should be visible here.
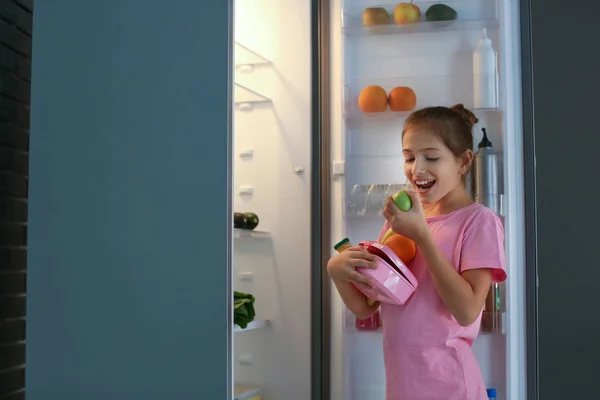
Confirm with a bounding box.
[353,240,418,305]
[363,241,419,288]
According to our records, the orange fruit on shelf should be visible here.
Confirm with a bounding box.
[382,233,417,265]
[358,85,388,113]
[388,86,417,111]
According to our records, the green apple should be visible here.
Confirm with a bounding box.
[392,190,412,212]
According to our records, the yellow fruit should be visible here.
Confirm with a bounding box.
[362,7,391,26]
[393,2,421,24]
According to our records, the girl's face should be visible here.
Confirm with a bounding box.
[402,128,471,205]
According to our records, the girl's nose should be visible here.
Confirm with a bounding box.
[412,159,425,175]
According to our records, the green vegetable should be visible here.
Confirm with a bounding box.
[392,190,412,212]
[233,291,256,329]
[425,4,458,22]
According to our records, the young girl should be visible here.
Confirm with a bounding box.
[327,104,506,400]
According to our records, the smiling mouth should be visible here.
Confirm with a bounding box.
[414,179,436,193]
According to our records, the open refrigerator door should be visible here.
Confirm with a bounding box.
[327,0,527,399]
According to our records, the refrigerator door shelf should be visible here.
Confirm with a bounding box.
[234,319,270,332]
[234,41,272,68]
[234,385,262,400]
[234,83,272,107]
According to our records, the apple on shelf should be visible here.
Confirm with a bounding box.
[393,2,421,24]
[362,7,391,26]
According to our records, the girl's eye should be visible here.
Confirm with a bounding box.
[426,157,439,162]
[404,158,415,163]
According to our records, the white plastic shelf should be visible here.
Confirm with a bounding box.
[234,228,270,239]
[344,75,501,124]
[234,41,271,67]
[234,319,270,332]
[342,1,498,36]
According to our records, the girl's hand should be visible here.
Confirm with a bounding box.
[383,190,429,243]
[327,246,377,288]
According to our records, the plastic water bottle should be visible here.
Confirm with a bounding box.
[473,28,498,109]
[486,388,497,400]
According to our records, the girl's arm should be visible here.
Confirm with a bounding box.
[415,229,492,326]
[330,277,380,319]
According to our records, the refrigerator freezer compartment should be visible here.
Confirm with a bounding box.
[342,1,499,36]
[344,76,500,122]
[234,41,272,68]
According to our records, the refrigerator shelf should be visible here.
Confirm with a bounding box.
[344,18,499,36]
[234,385,262,400]
[344,75,500,122]
[234,83,272,108]
[345,106,500,125]
[342,1,499,37]
[345,183,410,220]
[234,41,272,68]
[234,319,270,332]
[234,228,271,239]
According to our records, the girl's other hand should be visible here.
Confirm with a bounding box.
[327,246,377,288]
[383,190,429,243]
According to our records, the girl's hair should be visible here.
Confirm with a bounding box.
[402,103,479,159]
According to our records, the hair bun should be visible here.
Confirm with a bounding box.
[450,103,479,128]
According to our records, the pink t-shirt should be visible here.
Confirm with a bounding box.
[376,203,506,400]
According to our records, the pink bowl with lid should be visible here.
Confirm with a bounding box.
[353,240,418,305]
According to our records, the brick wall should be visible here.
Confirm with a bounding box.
[0,0,33,399]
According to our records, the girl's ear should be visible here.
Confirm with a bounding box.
[459,149,473,175]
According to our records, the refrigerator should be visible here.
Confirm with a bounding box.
[326,0,527,399]
[231,0,529,399]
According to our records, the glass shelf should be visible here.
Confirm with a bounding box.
[234,319,270,332]
[344,74,501,124]
[345,183,410,219]
[234,41,271,67]
[344,18,498,36]
[234,385,262,400]
[346,106,500,125]
[234,83,271,107]
[343,1,499,36]
[234,228,270,239]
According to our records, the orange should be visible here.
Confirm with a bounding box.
[388,86,417,111]
[358,85,388,113]
[382,233,417,265]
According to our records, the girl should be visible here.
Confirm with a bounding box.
[327,104,506,400]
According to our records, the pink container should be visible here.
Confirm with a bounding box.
[354,240,418,305]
